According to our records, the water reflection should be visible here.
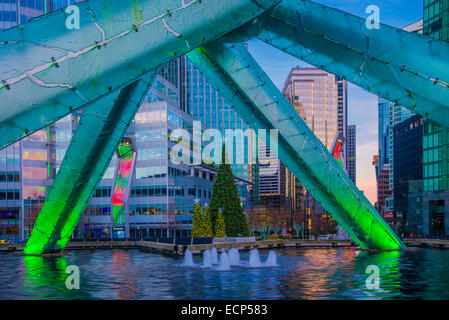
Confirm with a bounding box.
[279,248,356,299]
[1,248,449,299]
[352,250,401,299]
[111,251,140,299]
[22,255,89,299]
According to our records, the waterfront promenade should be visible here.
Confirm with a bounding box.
[1,239,356,256]
[2,238,448,256]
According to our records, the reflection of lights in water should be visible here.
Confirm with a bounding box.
[343,248,361,259]
[354,250,402,298]
[5,248,449,299]
[287,248,355,299]
[280,248,400,299]
[22,255,70,299]
[111,251,141,300]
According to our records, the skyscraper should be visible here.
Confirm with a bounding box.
[374,20,422,216]
[283,68,339,150]
[378,98,391,169]
[375,98,394,215]
[182,57,252,182]
[282,67,341,231]
[422,0,449,194]
[346,125,356,184]
[407,0,449,237]
[0,2,251,240]
[393,115,423,224]
[388,21,423,190]
[388,102,416,189]
[336,77,349,168]
[423,0,448,40]
[0,0,64,241]
[78,66,217,238]
[0,0,18,30]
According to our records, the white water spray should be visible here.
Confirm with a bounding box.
[211,247,218,265]
[265,250,278,266]
[229,248,240,266]
[217,250,231,271]
[202,249,212,268]
[182,249,194,266]
[249,248,262,267]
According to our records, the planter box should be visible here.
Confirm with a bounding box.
[213,237,256,244]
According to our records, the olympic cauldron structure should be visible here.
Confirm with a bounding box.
[1,0,448,254]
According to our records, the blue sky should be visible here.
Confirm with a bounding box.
[248,0,423,204]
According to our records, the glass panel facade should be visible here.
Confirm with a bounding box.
[0,143,21,241]
[0,3,251,239]
[184,57,251,181]
[423,0,449,192]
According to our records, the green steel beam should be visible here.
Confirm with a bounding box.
[251,0,449,128]
[187,43,405,250]
[24,70,158,255]
[0,0,278,150]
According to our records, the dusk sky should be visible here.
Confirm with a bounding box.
[248,0,423,204]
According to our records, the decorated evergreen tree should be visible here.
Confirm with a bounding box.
[202,205,214,237]
[190,200,203,237]
[214,208,227,237]
[209,144,249,236]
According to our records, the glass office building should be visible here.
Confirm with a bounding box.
[0,145,21,241]
[0,0,85,241]
[423,0,448,41]
[336,77,348,165]
[0,0,18,30]
[405,0,449,237]
[346,125,356,184]
[281,67,341,216]
[77,62,250,238]
[378,98,391,170]
[283,68,338,150]
[377,22,422,192]
[393,115,423,220]
[0,0,54,241]
[79,81,210,238]
[388,103,415,189]
[376,98,414,190]
[183,57,252,182]
[422,0,449,193]
[1,2,251,240]
[373,21,422,217]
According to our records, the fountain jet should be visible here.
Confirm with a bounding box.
[182,249,194,267]
[229,248,240,266]
[202,250,212,268]
[211,248,218,265]
[218,250,231,271]
[249,248,262,268]
[265,250,278,267]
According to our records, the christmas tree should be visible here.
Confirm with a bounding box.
[190,200,203,237]
[214,209,227,237]
[209,144,249,236]
[202,205,214,237]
